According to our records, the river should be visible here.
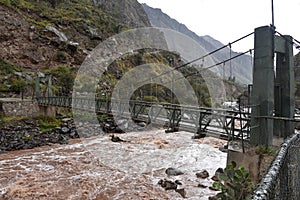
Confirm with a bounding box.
[0,129,227,199]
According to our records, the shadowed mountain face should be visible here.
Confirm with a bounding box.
[142,3,253,84]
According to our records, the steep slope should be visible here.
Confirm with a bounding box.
[92,0,151,28]
[0,0,150,70]
[0,0,152,97]
[142,3,253,84]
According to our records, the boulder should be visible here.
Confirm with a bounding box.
[45,26,68,42]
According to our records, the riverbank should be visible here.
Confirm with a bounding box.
[0,116,117,152]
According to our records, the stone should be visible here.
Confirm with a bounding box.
[137,122,146,127]
[158,179,177,190]
[209,186,219,191]
[111,134,126,142]
[13,72,23,77]
[175,188,186,198]
[196,170,209,179]
[191,133,206,139]
[45,26,68,42]
[37,72,45,78]
[67,41,78,52]
[88,27,102,40]
[211,176,219,182]
[165,167,184,176]
[219,144,228,153]
[175,180,182,185]
[197,183,208,188]
[61,127,70,134]
[61,118,72,123]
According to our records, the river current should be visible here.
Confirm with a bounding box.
[0,129,227,199]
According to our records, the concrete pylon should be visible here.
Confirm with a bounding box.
[250,26,295,146]
[274,35,295,138]
[250,26,275,146]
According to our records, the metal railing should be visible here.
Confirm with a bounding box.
[253,132,300,199]
[36,96,251,139]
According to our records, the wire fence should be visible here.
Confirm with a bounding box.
[253,132,300,200]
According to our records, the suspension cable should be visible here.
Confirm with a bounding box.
[275,30,300,50]
[114,32,255,91]
[160,49,254,85]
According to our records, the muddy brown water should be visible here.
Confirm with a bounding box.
[0,130,227,200]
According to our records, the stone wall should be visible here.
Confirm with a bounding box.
[0,98,40,117]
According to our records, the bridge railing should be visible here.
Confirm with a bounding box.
[36,96,251,139]
[253,132,300,199]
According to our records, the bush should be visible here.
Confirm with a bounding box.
[35,115,60,132]
[255,145,276,156]
[0,59,20,75]
[47,65,75,95]
[212,161,254,200]
[10,78,27,93]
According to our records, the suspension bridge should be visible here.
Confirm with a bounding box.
[36,25,299,143]
[34,25,300,199]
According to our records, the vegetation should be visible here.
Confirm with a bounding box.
[0,59,21,75]
[0,0,237,106]
[46,65,75,95]
[0,0,128,36]
[212,161,254,200]
[96,50,213,107]
[0,59,29,95]
[35,115,60,132]
[1,116,26,122]
[255,145,276,156]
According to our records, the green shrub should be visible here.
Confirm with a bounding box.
[0,0,11,6]
[47,65,75,95]
[212,161,254,200]
[35,116,60,132]
[10,78,27,93]
[255,145,276,156]
[143,95,159,102]
[0,59,20,75]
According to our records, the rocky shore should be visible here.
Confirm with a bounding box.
[0,116,126,152]
[0,118,75,152]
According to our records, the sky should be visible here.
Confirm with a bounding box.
[137,0,300,53]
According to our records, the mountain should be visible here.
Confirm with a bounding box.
[0,0,151,97]
[0,0,150,70]
[142,3,253,84]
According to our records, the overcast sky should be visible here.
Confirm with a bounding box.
[137,0,300,53]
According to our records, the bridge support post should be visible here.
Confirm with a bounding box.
[38,105,56,117]
[274,35,295,138]
[35,75,40,98]
[250,26,274,146]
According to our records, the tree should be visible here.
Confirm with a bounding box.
[48,65,75,95]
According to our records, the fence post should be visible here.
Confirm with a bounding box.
[35,75,40,98]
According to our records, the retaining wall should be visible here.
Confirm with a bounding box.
[0,98,40,117]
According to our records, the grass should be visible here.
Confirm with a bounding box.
[0,59,21,75]
[2,116,26,122]
[255,145,276,156]
[35,116,60,132]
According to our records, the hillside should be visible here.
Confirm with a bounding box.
[0,0,152,97]
[142,3,253,84]
[0,0,150,70]
[0,0,246,104]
